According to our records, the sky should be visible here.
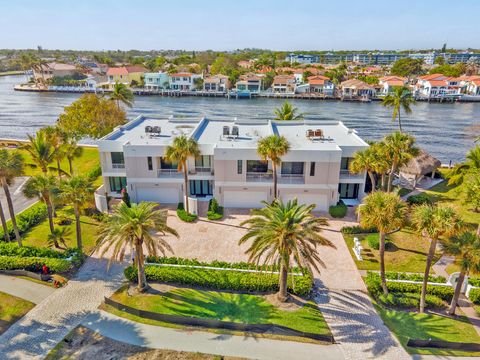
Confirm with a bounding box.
[1,0,479,51]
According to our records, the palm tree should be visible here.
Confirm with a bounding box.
[63,137,83,176]
[23,174,58,237]
[0,201,9,242]
[42,126,66,180]
[59,176,93,252]
[257,135,290,199]
[411,204,463,313]
[22,131,57,174]
[371,142,391,191]
[47,227,71,249]
[444,232,480,315]
[164,135,200,214]
[239,199,333,302]
[0,149,24,245]
[349,147,377,191]
[358,191,407,294]
[274,101,304,121]
[447,145,480,186]
[381,86,416,132]
[97,202,178,291]
[384,131,419,192]
[109,81,134,108]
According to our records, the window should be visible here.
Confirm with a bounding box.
[247,160,268,173]
[195,155,211,168]
[310,162,315,176]
[338,183,359,199]
[111,152,124,164]
[109,177,127,193]
[160,157,178,169]
[189,180,212,196]
[340,157,352,170]
[281,162,304,175]
[237,160,243,174]
[147,156,153,170]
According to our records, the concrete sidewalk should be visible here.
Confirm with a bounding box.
[82,310,345,360]
[0,274,55,304]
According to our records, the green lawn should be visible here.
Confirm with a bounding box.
[375,302,480,356]
[344,228,441,273]
[23,206,100,255]
[0,291,35,334]
[110,286,331,336]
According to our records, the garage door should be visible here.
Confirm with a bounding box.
[136,187,179,204]
[224,191,268,209]
[281,193,328,211]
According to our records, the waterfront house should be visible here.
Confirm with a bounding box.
[339,79,377,99]
[106,66,146,87]
[33,62,78,82]
[235,74,263,93]
[295,75,335,96]
[414,74,460,98]
[144,72,169,90]
[95,115,368,212]
[203,74,230,92]
[272,75,296,93]
[169,72,203,91]
[378,76,407,94]
[462,76,480,96]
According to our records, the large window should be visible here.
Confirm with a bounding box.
[109,177,127,193]
[111,152,124,165]
[338,183,359,199]
[247,160,268,173]
[195,155,211,169]
[160,157,178,170]
[340,157,352,170]
[189,180,212,197]
[281,162,304,175]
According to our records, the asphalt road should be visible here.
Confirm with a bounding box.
[0,176,37,221]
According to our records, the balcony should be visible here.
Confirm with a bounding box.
[278,174,305,184]
[339,169,364,180]
[157,169,183,178]
[246,172,273,182]
[112,163,125,169]
[189,167,214,175]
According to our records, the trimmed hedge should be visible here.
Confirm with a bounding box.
[378,292,445,309]
[0,202,48,240]
[145,256,302,273]
[176,203,197,222]
[0,256,72,273]
[341,225,377,234]
[384,271,446,283]
[125,265,313,296]
[469,278,480,287]
[329,203,347,218]
[0,243,84,267]
[407,193,432,205]
[470,288,480,305]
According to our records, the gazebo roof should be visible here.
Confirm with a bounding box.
[400,150,441,175]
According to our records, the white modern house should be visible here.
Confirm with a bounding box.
[95,115,369,212]
[169,73,203,91]
[144,72,169,90]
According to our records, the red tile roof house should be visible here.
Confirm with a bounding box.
[106,66,146,87]
[271,75,296,93]
[340,79,377,99]
[295,75,335,96]
[203,74,230,92]
[378,75,407,94]
[414,73,462,98]
[462,76,480,96]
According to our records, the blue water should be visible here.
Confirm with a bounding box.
[0,75,479,163]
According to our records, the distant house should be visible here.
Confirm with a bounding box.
[285,53,319,64]
[463,76,480,96]
[237,60,253,69]
[33,62,78,82]
[308,75,335,95]
[235,74,262,93]
[203,74,230,92]
[169,72,203,91]
[272,75,296,93]
[107,66,146,87]
[378,76,407,94]
[414,74,460,98]
[144,72,169,90]
[340,79,377,99]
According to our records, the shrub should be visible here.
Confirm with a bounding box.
[0,243,84,266]
[329,202,347,218]
[86,164,102,182]
[124,265,313,296]
[407,193,432,205]
[384,271,446,283]
[378,292,445,309]
[366,233,392,250]
[470,288,480,305]
[54,214,72,226]
[0,203,48,240]
[207,198,223,220]
[0,256,72,273]
[469,278,480,287]
[341,225,377,234]
[176,203,197,222]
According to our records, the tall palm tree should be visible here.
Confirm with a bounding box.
[274,101,304,121]
[257,135,290,199]
[109,81,134,108]
[97,202,178,291]
[59,176,93,252]
[447,145,480,186]
[0,201,9,242]
[164,135,200,214]
[63,137,83,176]
[444,232,480,315]
[0,149,24,245]
[384,131,419,192]
[22,131,57,174]
[42,126,66,180]
[23,174,58,237]
[239,199,333,302]
[371,142,391,191]
[411,204,463,313]
[381,86,416,132]
[349,147,377,191]
[358,191,407,294]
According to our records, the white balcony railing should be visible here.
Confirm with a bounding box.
[189,166,214,175]
[340,169,364,179]
[157,169,182,178]
[112,163,125,169]
[246,172,273,182]
[278,174,305,184]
